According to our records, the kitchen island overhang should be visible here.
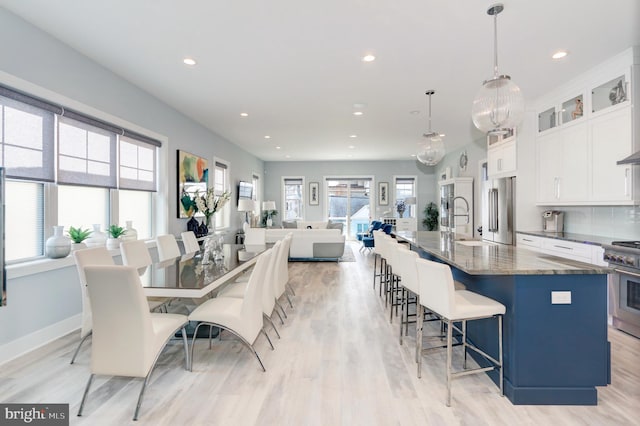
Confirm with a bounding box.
[397,231,611,405]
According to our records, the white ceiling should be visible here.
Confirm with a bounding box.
[1,0,638,162]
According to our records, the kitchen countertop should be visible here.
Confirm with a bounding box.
[516,230,617,246]
[394,231,611,276]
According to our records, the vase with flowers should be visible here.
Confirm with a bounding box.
[193,189,231,232]
[396,199,406,218]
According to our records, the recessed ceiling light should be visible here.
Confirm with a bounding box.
[348,145,355,149]
[240,112,249,117]
[264,135,271,139]
[552,50,568,59]
[439,133,446,137]
[353,111,364,116]
[362,54,376,62]
[285,155,291,158]
[410,110,420,115]
[350,134,357,138]
[410,154,417,157]
[183,58,196,66]
[275,146,281,150]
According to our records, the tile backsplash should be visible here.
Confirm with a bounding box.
[557,206,640,239]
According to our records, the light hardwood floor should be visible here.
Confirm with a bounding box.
[2,241,639,425]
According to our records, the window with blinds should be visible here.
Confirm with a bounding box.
[283,177,304,220]
[214,159,230,229]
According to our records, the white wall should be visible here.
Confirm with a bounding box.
[0,8,263,362]
[263,160,438,228]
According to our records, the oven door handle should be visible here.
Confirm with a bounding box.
[614,268,640,278]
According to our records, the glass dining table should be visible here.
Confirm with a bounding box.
[139,243,266,298]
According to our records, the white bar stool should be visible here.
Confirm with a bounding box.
[415,257,505,407]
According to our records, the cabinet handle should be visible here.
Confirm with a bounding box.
[554,177,561,199]
[523,238,533,242]
[498,158,503,171]
[554,245,573,251]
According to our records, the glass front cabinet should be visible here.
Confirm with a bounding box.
[537,92,585,133]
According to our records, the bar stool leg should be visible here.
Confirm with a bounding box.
[499,315,504,397]
[446,319,453,407]
[416,297,422,365]
[462,320,468,369]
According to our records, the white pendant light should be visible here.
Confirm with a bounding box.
[417,90,445,166]
[471,3,524,135]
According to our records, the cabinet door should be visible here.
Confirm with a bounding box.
[536,132,563,203]
[558,123,589,202]
[488,140,517,177]
[590,107,633,202]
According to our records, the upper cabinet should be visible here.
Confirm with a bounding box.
[487,128,516,178]
[537,92,586,133]
[535,46,639,206]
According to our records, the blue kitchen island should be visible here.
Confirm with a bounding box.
[396,231,611,405]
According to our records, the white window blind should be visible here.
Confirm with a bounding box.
[119,136,156,191]
[58,116,117,188]
[0,96,55,181]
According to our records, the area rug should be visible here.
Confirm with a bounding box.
[339,245,356,262]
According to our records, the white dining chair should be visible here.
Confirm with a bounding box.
[156,234,181,261]
[77,265,189,421]
[274,233,293,313]
[218,240,283,338]
[70,247,115,364]
[180,231,200,255]
[188,249,274,371]
[120,240,153,272]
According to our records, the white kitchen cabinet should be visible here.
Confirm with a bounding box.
[590,106,636,203]
[535,47,639,205]
[536,122,589,204]
[487,132,516,178]
[516,233,605,266]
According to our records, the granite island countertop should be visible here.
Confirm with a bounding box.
[394,231,611,276]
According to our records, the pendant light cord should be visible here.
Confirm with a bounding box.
[493,11,499,78]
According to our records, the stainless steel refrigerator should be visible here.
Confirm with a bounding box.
[481,172,515,245]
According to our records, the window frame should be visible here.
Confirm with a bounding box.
[282,176,305,221]
[213,157,231,230]
[393,175,418,218]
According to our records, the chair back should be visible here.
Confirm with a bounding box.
[371,221,383,231]
[244,228,266,246]
[84,265,155,377]
[180,231,200,254]
[261,240,281,315]
[415,258,456,318]
[240,249,273,341]
[382,223,393,234]
[73,247,115,338]
[372,230,384,254]
[274,233,292,297]
[120,240,152,272]
[394,248,420,294]
[156,234,181,261]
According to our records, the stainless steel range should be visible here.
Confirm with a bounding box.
[602,242,640,338]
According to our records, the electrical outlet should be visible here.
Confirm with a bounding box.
[551,291,572,304]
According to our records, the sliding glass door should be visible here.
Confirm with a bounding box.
[326,178,371,240]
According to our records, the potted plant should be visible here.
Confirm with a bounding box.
[106,224,126,250]
[423,202,439,231]
[67,226,93,251]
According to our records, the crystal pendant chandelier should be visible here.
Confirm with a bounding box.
[417,90,445,166]
[471,3,524,135]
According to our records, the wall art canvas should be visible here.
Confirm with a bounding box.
[379,182,389,205]
[177,150,208,218]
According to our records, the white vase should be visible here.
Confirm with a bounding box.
[45,226,71,259]
[85,224,107,248]
[122,220,138,241]
[71,242,87,251]
[106,237,121,250]
[267,218,273,228]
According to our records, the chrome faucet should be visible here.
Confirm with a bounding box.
[452,196,470,224]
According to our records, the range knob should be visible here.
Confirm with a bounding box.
[604,253,612,261]
[616,255,626,263]
[626,258,635,266]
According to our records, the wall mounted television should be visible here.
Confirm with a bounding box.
[238,181,253,200]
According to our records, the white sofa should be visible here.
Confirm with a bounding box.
[265,228,345,260]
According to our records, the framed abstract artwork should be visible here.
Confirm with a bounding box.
[177,150,208,218]
[309,182,319,205]
[378,182,389,205]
